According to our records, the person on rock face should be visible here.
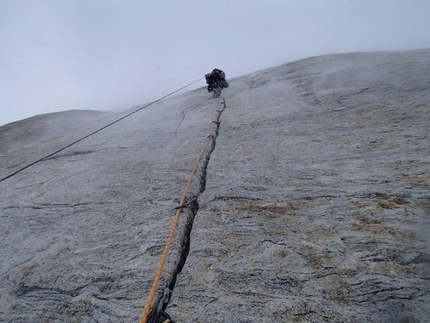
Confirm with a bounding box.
[205,68,229,97]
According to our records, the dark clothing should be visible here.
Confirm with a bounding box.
[205,69,229,93]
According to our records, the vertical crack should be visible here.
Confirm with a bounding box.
[151,98,227,317]
[172,97,226,285]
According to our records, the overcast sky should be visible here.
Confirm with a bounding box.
[1,0,429,126]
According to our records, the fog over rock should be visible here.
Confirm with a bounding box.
[1,49,429,322]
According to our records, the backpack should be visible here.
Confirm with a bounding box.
[212,69,225,79]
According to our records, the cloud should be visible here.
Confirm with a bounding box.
[1,0,430,126]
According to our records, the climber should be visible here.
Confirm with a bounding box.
[205,68,229,97]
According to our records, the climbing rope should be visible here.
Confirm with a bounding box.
[0,77,204,183]
[139,99,225,323]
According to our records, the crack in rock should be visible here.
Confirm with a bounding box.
[152,98,227,312]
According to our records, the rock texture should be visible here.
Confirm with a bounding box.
[1,49,429,322]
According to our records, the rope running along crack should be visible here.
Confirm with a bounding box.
[139,98,226,323]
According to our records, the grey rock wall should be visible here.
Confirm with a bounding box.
[169,49,430,323]
[1,49,429,322]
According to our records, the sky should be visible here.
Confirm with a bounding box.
[1,0,429,127]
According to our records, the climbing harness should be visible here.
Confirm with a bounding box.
[139,98,226,323]
[0,77,203,183]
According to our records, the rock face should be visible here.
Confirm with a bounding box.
[1,49,429,322]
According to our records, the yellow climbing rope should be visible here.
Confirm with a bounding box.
[139,102,223,323]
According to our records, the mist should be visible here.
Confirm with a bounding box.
[1,0,429,126]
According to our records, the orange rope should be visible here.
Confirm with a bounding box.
[139,105,221,323]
